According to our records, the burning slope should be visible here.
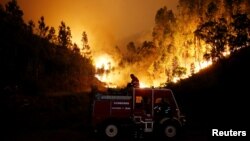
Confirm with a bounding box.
[93,0,249,88]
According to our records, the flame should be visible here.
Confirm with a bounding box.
[222,45,231,57]
[94,54,118,88]
[94,54,113,70]
[172,77,180,83]
[140,82,150,88]
[93,42,233,88]
[93,44,231,88]
[194,60,213,73]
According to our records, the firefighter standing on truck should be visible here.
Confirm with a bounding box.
[128,74,140,88]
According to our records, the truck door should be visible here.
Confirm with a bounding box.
[133,88,154,132]
[133,88,153,117]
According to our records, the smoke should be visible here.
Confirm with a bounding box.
[1,0,186,87]
[4,0,178,58]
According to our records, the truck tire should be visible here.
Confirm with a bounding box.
[103,123,119,139]
[162,121,180,139]
[164,124,177,138]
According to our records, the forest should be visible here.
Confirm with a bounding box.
[1,0,250,93]
[0,0,102,94]
[101,0,250,87]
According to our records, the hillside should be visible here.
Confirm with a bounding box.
[169,46,250,132]
[2,48,249,141]
[0,1,102,94]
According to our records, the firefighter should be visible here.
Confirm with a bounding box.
[127,74,140,88]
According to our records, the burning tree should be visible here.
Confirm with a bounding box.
[229,13,250,51]
[195,18,228,61]
[108,0,250,86]
[92,0,250,88]
[81,31,92,59]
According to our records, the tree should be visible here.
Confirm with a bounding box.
[228,13,250,51]
[58,21,72,48]
[47,27,57,43]
[27,20,35,34]
[81,31,91,58]
[0,0,97,93]
[174,66,187,77]
[125,41,137,63]
[138,41,155,58]
[127,41,136,53]
[5,0,23,23]
[72,43,80,54]
[172,56,179,74]
[153,7,176,47]
[195,18,228,61]
[203,53,211,61]
[38,16,49,37]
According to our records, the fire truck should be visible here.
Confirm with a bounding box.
[91,88,186,139]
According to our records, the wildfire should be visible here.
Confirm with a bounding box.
[194,60,213,73]
[89,0,244,89]
[94,56,214,88]
[222,45,231,57]
[172,77,180,83]
[94,54,113,71]
[139,82,150,88]
[93,43,234,89]
[94,54,119,88]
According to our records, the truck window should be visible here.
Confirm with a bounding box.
[155,98,162,104]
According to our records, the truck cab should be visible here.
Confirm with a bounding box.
[92,88,185,139]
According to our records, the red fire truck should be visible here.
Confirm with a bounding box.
[92,88,186,139]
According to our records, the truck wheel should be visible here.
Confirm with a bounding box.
[162,122,179,139]
[164,124,177,138]
[104,123,119,139]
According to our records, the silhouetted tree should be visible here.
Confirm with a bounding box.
[47,27,57,43]
[172,56,179,73]
[174,66,187,77]
[195,18,228,61]
[38,16,49,37]
[153,6,176,47]
[58,21,72,48]
[139,41,155,58]
[127,41,136,53]
[125,41,137,63]
[81,31,91,58]
[72,43,80,54]
[229,13,250,51]
[27,20,35,34]
[5,0,23,23]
